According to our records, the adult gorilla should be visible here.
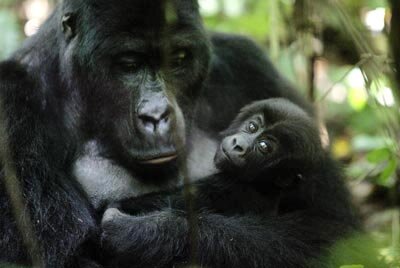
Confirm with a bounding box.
[0,0,352,267]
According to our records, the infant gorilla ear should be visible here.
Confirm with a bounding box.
[214,98,322,176]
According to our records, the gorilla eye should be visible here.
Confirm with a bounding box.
[116,54,143,72]
[119,60,139,70]
[258,140,272,153]
[248,122,258,133]
[172,49,190,67]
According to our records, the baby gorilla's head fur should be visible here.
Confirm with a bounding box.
[214,98,323,180]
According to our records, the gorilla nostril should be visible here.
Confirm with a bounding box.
[233,144,244,153]
[139,115,158,129]
[137,101,174,134]
[160,108,171,121]
[139,115,155,123]
[232,138,237,146]
[230,136,246,154]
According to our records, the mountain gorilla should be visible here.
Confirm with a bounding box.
[0,0,354,267]
[102,99,359,268]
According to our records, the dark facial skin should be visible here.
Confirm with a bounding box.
[214,113,277,171]
[60,0,210,179]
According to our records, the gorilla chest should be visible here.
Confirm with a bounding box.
[73,129,219,209]
[73,141,167,210]
[186,126,219,180]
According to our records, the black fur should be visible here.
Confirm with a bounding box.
[102,99,359,268]
[0,0,343,267]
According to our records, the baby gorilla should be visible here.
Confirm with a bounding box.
[101,98,353,267]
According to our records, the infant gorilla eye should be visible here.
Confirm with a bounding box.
[248,122,258,133]
[258,140,272,153]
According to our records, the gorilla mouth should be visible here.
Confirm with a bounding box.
[140,154,178,165]
[221,147,233,163]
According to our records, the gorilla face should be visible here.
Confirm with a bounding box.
[214,113,279,172]
[60,0,210,177]
[214,99,323,178]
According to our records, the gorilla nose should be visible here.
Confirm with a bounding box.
[137,98,172,135]
[232,138,246,154]
[224,135,248,157]
[231,136,247,155]
[219,135,248,167]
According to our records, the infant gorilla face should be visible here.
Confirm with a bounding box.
[213,98,322,176]
[214,113,277,171]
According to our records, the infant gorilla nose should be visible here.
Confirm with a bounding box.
[215,135,248,169]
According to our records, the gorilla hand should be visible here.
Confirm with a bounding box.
[101,208,189,268]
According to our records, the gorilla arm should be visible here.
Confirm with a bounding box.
[0,61,98,267]
[102,173,358,268]
[102,207,351,268]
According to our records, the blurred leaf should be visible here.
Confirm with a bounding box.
[376,157,397,187]
[276,50,298,86]
[0,10,22,60]
[332,137,351,159]
[352,135,393,152]
[165,0,178,24]
[203,0,272,42]
[315,234,388,268]
[348,87,368,111]
[379,246,400,264]
[366,0,388,8]
[346,159,374,180]
[267,0,283,59]
[367,148,391,163]
[347,106,382,134]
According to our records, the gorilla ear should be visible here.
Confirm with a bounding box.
[62,13,77,40]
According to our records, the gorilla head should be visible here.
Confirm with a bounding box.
[214,99,323,179]
[58,0,211,179]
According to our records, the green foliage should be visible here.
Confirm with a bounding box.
[0,0,18,6]
[312,234,389,268]
[203,0,270,42]
[367,148,392,163]
[380,246,400,266]
[0,10,22,60]
[378,157,397,186]
[366,0,388,8]
[365,147,398,187]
